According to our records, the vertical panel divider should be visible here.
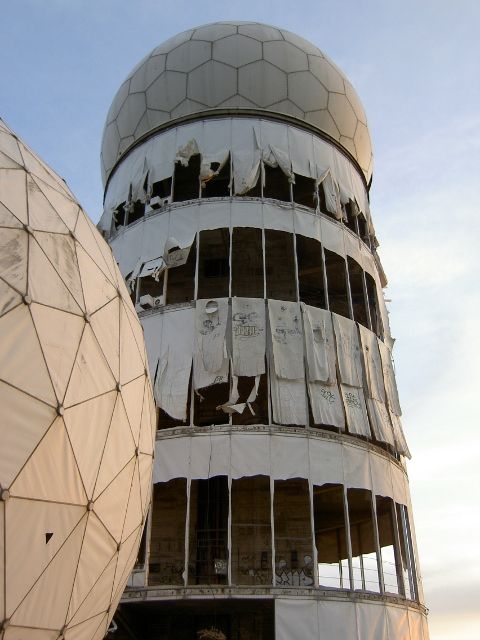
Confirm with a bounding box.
[343,485,354,591]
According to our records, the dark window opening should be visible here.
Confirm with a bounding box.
[202,155,231,198]
[358,213,368,243]
[232,373,268,426]
[347,257,368,328]
[150,177,172,208]
[265,230,297,301]
[345,202,357,234]
[347,488,380,593]
[114,202,126,229]
[324,249,349,317]
[263,165,291,202]
[173,154,200,202]
[149,479,187,586]
[138,271,164,302]
[231,476,272,586]
[293,174,316,209]
[237,173,262,198]
[318,182,328,214]
[365,273,382,339]
[313,483,350,589]
[188,476,229,585]
[232,227,264,298]
[135,517,148,566]
[274,479,313,587]
[376,496,402,596]
[165,241,196,305]
[297,235,326,309]
[198,228,230,299]
[193,382,230,426]
[127,200,145,226]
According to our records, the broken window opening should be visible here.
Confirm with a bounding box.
[265,230,297,301]
[395,503,418,601]
[376,496,402,595]
[231,476,272,586]
[113,202,126,229]
[149,177,173,209]
[127,200,145,226]
[365,272,382,339]
[193,382,230,426]
[197,228,230,299]
[347,257,368,328]
[165,240,196,305]
[263,164,291,202]
[231,227,264,298]
[149,479,187,586]
[324,249,350,317]
[232,373,268,426]
[138,270,165,304]
[318,182,328,215]
[357,213,369,244]
[173,154,200,202]
[313,483,350,589]
[344,202,357,235]
[202,155,231,198]
[274,479,313,587]
[188,476,229,585]
[347,488,380,593]
[292,174,317,209]
[135,516,148,566]
[296,235,326,309]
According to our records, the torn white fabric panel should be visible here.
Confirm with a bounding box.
[370,453,395,499]
[288,126,315,178]
[153,437,189,482]
[271,435,309,480]
[140,312,163,380]
[359,325,386,402]
[340,384,371,437]
[275,599,318,640]
[231,433,270,478]
[343,444,371,489]
[154,307,194,421]
[270,365,307,426]
[308,381,345,430]
[302,304,336,384]
[293,209,321,243]
[320,216,345,257]
[356,602,388,640]
[332,314,364,388]
[125,258,142,292]
[194,298,229,391]
[232,148,261,195]
[262,144,293,179]
[389,411,411,458]
[200,149,230,185]
[366,397,395,447]
[316,600,357,640]
[189,434,230,479]
[175,138,199,166]
[268,300,304,380]
[232,297,266,377]
[322,171,342,219]
[230,200,262,228]
[378,339,402,416]
[138,256,165,280]
[309,439,343,486]
[263,201,294,233]
[197,201,230,232]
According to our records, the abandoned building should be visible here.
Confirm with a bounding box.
[98,21,430,640]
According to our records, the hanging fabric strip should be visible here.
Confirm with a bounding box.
[308,381,345,430]
[366,397,395,446]
[200,149,230,186]
[322,171,342,220]
[358,325,386,403]
[163,236,194,268]
[332,314,364,388]
[301,304,336,384]
[270,359,307,426]
[175,138,199,166]
[232,148,261,195]
[232,297,266,377]
[154,307,194,420]
[378,339,402,416]
[138,256,165,281]
[389,411,411,458]
[125,257,142,293]
[340,384,371,437]
[268,300,304,380]
[194,298,229,385]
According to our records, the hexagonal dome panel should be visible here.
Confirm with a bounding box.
[101,22,373,184]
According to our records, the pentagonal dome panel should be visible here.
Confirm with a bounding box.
[0,119,156,640]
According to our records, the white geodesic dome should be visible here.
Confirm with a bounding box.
[0,119,156,640]
[101,21,373,185]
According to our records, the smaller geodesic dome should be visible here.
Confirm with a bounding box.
[0,119,156,640]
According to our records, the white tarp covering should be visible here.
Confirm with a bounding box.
[302,304,345,429]
[154,307,194,420]
[103,117,371,233]
[270,367,307,426]
[332,314,364,388]
[268,300,304,380]
[231,297,266,376]
[193,298,229,390]
[367,397,395,446]
[359,325,385,402]
[340,384,371,437]
[322,170,342,220]
[378,339,402,416]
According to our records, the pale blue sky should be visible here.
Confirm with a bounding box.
[2,2,479,638]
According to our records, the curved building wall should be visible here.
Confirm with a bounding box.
[103,113,428,639]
